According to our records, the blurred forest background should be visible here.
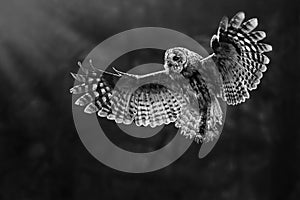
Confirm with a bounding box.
[0,0,299,199]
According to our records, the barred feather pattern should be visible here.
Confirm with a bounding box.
[174,94,223,143]
[130,84,185,127]
[71,73,183,127]
[70,62,223,143]
[210,12,272,105]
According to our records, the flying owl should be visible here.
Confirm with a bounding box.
[70,12,272,143]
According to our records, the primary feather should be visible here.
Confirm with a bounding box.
[210,12,272,105]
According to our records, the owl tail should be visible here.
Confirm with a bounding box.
[211,12,272,105]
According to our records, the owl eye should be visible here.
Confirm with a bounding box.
[172,55,180,61]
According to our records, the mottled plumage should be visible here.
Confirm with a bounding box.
[70,12,272,142]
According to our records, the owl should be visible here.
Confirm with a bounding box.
[70,12,272,143]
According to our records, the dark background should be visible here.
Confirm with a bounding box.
[0,0,299,199]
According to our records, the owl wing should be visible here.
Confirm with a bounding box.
[205,11,272,105]
[70,61,181,127]
[70,60,222,142]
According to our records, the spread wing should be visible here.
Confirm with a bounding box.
[70,60,184,127]
[70,60,222,142]
[206,11,272,105]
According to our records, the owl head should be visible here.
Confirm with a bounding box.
[164,47,189,73]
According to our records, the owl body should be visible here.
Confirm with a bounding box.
[70,12,272,143]
[183,68,212,139]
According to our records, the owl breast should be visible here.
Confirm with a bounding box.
[183,68,212,137]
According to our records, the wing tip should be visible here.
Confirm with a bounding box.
[236,11,245,19]
[249,18,259,27]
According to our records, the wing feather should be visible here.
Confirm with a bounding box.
[70,61,187,128]
[208,12,272,105]
[71,61,224,143]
